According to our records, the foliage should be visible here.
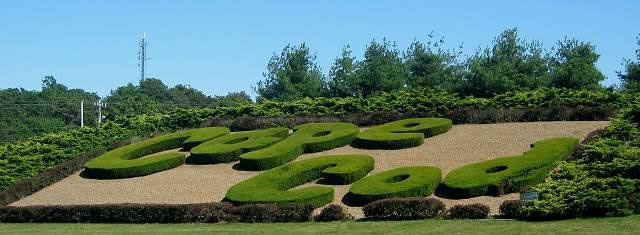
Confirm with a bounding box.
[362,197,446,220]
[351,118,452,149]
[254,43,326,100]
[463,28,551,97]
[327,45,359,97]
[348,166,442,205]
[442,137,579,198]
[525,105,640,220]
[238,123,360,170]
[404,33,464,91]
[550,38,606,89]
[225,154,374,208]
[0,202,314,223]
[313,204,353,222]
[446,203,490,219]
[189,128,288,164]
[499,200,525,219]
[84,127,229,179]
[618,34,640,92]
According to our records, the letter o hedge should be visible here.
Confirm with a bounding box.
[84,127,229,179]
[351,118,452,149]
[239,123,360,170]
[348,166,442,205]
[189,128,289,164]
[441,137,579,198]
[225,154,375,207]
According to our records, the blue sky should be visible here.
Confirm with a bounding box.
[1,0,639,97]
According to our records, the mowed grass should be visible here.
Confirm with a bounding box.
[2,216,639,235]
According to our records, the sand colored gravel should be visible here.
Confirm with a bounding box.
[11,121,609,218]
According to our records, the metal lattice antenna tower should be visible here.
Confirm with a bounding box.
[138,33,150,80]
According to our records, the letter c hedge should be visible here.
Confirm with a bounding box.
[351,118,452,149]
[441,137,579,198]
[239,123,360,170]
[225,154,375,208]
[84,127,229,179]
[348,166,442,205]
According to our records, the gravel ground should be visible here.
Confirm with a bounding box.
[11,121,609,218]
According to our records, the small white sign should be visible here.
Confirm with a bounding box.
[521,191,539,202]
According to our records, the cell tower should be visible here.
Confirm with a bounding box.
[138,33,150,80]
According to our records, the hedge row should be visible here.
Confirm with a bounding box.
[238,123,360,170]
[441,137,579,198]
[84,127,229,179]
[225,154,374,207]
[189,128,288,164]
[351,118,452,149]
[348,166,442,205]
[0,202,314,223]
[362,197,446,220]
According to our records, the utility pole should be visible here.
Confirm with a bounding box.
[94,101,106,127]
[138,33,150,80]
[80,100,84,128]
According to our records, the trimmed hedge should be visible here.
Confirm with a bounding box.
[500,200,525,219]
[84,127,229,179]
[238,123,360,170]
[313,204,353,222]
[351,118,452,149]
[0,202,314,223]
[189,128,288,164]
[446,203,490,219]
[441,137,579,198]
[348,166,442,205]
[362,197,446,220]
[225,154,375,208]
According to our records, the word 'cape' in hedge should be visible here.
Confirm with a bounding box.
[351,118,452,149]
[238,123,360,170]
[189,128,289,164]
[441,137,579,198]
[348,166,442,205]
[84,127,229,179]
[225,154,374,208]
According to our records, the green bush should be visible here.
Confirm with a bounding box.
[442,137,579,198]
[225,154,374,208]
[189,128,288,164]
[238,123,360,170]
[84,127,229,179]
[351,118,452,149]
[348,166,442,205]
[362,197,446,220]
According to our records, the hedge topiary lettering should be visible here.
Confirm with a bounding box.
[189,128,289,164]
[84,127,229,179]
[351,118,452,149]
[348,166,442,205]
[238,123,360,170]
[225,154,375,208]
[441,137,579,198]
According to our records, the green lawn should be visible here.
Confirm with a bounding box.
[1,216,639,235]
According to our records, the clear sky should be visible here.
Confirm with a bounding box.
[1,0,639,97]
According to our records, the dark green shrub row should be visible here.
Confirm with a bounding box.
[313,204,353,222]
[351,118,452,149]
[500,200,525,219]
[441,137,579,198]
[225,154,374,207]
[189,128,288,164]
[238,123,360,170]
[84,127,229,179]
[0,202,314,223]
[348,166,442,205]
[446,203,490,219]
[362,197,446,220]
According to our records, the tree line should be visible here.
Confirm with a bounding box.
[255,28,640,100]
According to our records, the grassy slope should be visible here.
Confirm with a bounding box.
[2,216,639,235]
